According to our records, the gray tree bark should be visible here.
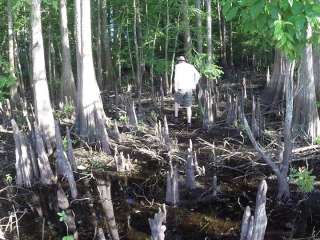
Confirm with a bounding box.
[55,122,78,199]
[60,0,76,103]
[96,0,103,88]
[240,77,293,201]
[97,178,120,240]
[149,204,166,240]
[206,0,212,64]
[34,123,55,185]
[133,0,142,107]
[217,1,227,66]
[12,119,34,187]
[101,0,114,90]
[229,22,234,67]
[75,0,108,140]
[240,180,268,240]
[182,0,192,59]
[164,0,170,94]
[31,0,56,146]
[195,0,203,54]
[7,0,18,102]
[313,46,320,100]
[263,49,290,107]
[293,24,320,143]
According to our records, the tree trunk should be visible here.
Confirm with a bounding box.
[124,16,135,83]
[206,0,212,64]
[47,22,52,85]
[182,0,192,59]
[115,26,122,91]
[151,16,161,98]
[263,49,289,107]
[164,0,170,95]
[293,24,320,143]
[31,0,56,146]
[7,0,18,102]
[217,1,223,65]
[229,22,234,67]
[279,57,295,201]
[14,35,25,94]
[75,0,82,91]
[101,0,114,90]
[133,0,142,107]
[240,94,291,201]
[195,0,203,54]
[60,0,76,103]
[314,46,320,100]
[169,14,181,94]
[217,1,227,66]
[96,0,103,88]
[75,0,108,140]
[222,14,228,66]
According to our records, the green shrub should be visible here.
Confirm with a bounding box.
[190,53,224,81]
[0,75,15,102]
[54,103,75,120]
[289,167,316,193]
[0,57,16,102]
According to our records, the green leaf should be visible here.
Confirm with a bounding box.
[62,236,74,240]
[250,1,265,18]
[225,7,238,21]
[312,5,320,15]
[291,1,303,15]
[57,211,67,222]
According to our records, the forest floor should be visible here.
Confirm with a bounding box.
[0,79,320,239]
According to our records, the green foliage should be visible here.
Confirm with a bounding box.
[315,136,320,145]
[63,103,75,116]
[190,54,223,80]
[0,57,16,102]
[54,103,75,120]
[57,211,67,223]
[57,208,74,239]
[222,0,320,59]
[118,113,128,124]
[62,236,74,240]
[290,167,316,193]
[63,137,68,151]
[4,174,12,185]
[0,75,15,102]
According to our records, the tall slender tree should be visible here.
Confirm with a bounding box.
[7,0,18,102]
[195,0,203,54]
[182,0,192,59]
[75,0,107,140]
[206,0,212,64]
[60,0,76,103]
[164,0,170,94]
[229,22,234,67]
[133,0,142,106]
[31,0,56,145]
[101,0,114,90]
[217,0,227,66]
